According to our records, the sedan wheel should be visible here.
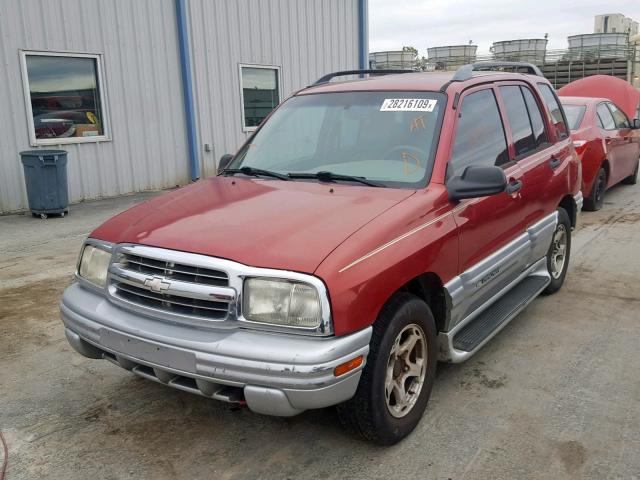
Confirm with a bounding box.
[584,167,606,211]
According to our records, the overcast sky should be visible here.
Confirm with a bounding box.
[369,1,640,55]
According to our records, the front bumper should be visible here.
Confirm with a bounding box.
[60,283,371,416]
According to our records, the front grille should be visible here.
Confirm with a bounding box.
[109,250,234,321]
[123,253,228,287]
[113,280,230,318]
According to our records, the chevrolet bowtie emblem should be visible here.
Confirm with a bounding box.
[143,275,171,293]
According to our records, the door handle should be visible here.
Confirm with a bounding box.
[506,179,523,194]
[549,157,561,170]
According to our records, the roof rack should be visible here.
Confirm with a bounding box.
[451,61,544,82]
[312,69,414,86]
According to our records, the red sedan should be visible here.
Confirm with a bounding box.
[560,96,640,210]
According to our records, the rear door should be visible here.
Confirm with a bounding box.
[535,83,575,213]
[448,86,527,316]
[606,102,640,182]
[496,83,558,236]
[596,102,627,185]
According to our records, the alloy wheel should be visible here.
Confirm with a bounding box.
[385,324,427,418]
[550,224,568,279]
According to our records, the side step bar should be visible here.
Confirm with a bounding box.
[438,257,550,363]
[452,275,548,352]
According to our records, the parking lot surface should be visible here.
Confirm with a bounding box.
[1,185,639,480]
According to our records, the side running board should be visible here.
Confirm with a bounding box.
[452,275,548,352]
[438,258,551,363]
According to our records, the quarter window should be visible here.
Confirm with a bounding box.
[499,86,536,157]
[596,103,616,130]
[607,103,630,129]
[537,83,569,139]
[21,51,108,145]
[562,104,587,130]
[240,65,280,130]
[448,89,509,178]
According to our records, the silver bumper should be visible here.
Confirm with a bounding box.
[60,283,371,416]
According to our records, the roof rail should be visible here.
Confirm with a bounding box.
[451,62,544,82]
[312,69,414,86]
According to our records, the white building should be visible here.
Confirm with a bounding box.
[0,0,367,213]
[594,13,639,36]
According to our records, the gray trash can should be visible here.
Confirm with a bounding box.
[20,150,69,219]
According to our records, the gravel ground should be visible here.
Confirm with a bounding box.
[1,184,639,480]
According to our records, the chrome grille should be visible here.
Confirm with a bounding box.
[108,247,236,322]
[123,253,229,287]
[114,281,231,318]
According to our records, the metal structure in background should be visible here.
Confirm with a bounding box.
[425,35,639,89]
[368,51,418,70]
[540,48,639,89]
[568,33,630,60]
[426,45,477,71]
[491,39,548,64]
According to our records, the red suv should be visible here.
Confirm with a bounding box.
[61,62,582,445]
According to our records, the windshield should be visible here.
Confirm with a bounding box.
[229,91,447,188]
[562,104,586,130]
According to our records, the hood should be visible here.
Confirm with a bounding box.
[558,75,640,120]
[91,177,415,273]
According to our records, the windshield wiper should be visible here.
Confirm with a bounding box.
[287,171,386,187]
[222,166,291,181]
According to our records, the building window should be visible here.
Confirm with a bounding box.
[239,65,280,131]
[21,51,109,145]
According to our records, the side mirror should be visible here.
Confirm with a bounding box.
[446,165,507,201]
[219,154,234,171]
[632,118,640,129]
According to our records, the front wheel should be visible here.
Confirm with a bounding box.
[543,207,571,295]
[337,293,437,445]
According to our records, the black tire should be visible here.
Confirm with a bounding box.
[543,207,571,295]
[583,167,606,211]
[336,292,437,445]
[622,157,639,185]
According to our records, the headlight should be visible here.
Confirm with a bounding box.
[77,243,112,288]
[243,278,322,329]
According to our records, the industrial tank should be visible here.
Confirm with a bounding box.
[491,39,547,64]
[368,51,417,70]
[426,45,477,70]
[567,33,630,60]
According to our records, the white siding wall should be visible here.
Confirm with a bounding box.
[0,0,189,213]
[0,0,361,212]
[188,0,360,177]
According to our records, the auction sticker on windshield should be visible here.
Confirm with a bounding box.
[380,98,437,112]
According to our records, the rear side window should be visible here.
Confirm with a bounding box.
[499,86,536,157]
[521,87,548,147]
[607,103,630,129]
[448,89,509,178]
[596,103,616,130]
[537,83,569,139]
[562,105,587,130]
